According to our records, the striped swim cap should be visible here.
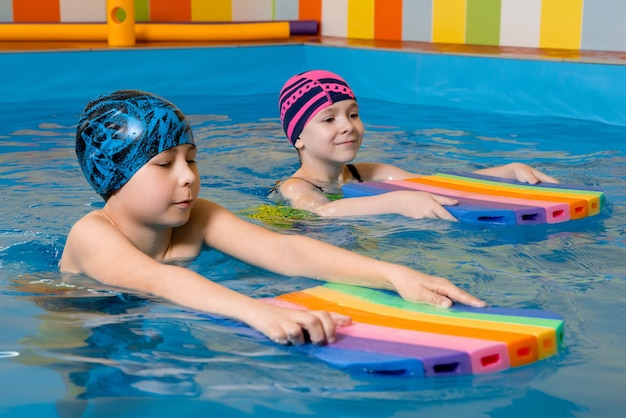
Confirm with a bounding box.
[76,90,195,199]
[278,70,356,146]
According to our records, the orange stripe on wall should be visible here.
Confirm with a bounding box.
[299,0,321,21]
[13,0,60,22]
[150,0,191,22]
[374,0,402,41]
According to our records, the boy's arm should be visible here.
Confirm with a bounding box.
[60,213,347,345]
[203,201,485,308]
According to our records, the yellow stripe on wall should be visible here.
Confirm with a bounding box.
[347,0,375,39]
[539,0,583,49]
[192,0,232,21]
[433,0,466,44]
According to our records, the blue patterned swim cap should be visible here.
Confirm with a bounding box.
[76,90,195,199]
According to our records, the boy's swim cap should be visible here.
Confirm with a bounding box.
[278,70,356,146]
[76,90,195,199]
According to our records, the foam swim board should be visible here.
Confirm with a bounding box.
[439,171,605,214]
[342,181,546,225]
[401,177,589,220]
[430,173,602,217]
[278,290,540,368]
[270,298,510,375]
[342,171,604,225]
[345,179,570,224]
[266,283,564,376]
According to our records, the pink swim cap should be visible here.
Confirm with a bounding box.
[278,70,356,145]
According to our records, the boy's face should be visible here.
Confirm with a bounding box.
[112,144,200,227]
[295,100,364,163]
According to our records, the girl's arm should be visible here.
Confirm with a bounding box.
[279,176,458,220]
[473,162,558,184]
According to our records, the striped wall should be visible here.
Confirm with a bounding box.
[1,0,626,52]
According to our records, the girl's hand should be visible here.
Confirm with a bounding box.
[476,162,558,185]
[507,162,559,184]
[394,190,459,221]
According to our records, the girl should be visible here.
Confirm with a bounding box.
[275,69,558,219]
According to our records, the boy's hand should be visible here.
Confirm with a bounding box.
[392,267,487,309]
[255,305,351,346]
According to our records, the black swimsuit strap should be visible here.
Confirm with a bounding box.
[346,164,363,182]
[272,165,362,195]
[269,178,324,195]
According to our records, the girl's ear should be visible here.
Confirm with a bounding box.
[294,138,304,150]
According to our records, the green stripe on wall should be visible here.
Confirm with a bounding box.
[134,0,150,22]
[466,0,501,46]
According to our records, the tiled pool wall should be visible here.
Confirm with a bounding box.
[2,43,626,127]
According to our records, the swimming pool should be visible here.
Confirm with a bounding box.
[1,45,625,417]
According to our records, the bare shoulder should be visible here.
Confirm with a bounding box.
[278,176,324,199]
[355,162,417,181]
[59,211,120,272]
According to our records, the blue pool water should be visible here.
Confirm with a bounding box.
[1,46,626,417]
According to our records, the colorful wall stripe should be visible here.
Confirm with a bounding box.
[539,0,583,50]
[232,0,273,22]
[466,0,501,47]
[401,0,431,43]
[581,0,626,52]
[298,0,321,22]
[59,0,102,22]
[13,0,60,22]
[432,0,466,44]
[134,0,149,22]
[347,0,374,40]
[151,0,190,22]
[499,0,541,48]
[374,0,402,41]
[0,0,10,22]
[191,0,231,22]
[274,0,298,21]
[1,0,625,52]
[321,0,347,38]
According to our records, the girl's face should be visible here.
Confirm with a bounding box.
[113,144,200,227]
[296,99,364,164]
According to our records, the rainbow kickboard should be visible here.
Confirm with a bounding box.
[341,171,604,225]
[269,283,564,377]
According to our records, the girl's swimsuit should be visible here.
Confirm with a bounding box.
[255,165,365,226]
[271,164,363,197]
